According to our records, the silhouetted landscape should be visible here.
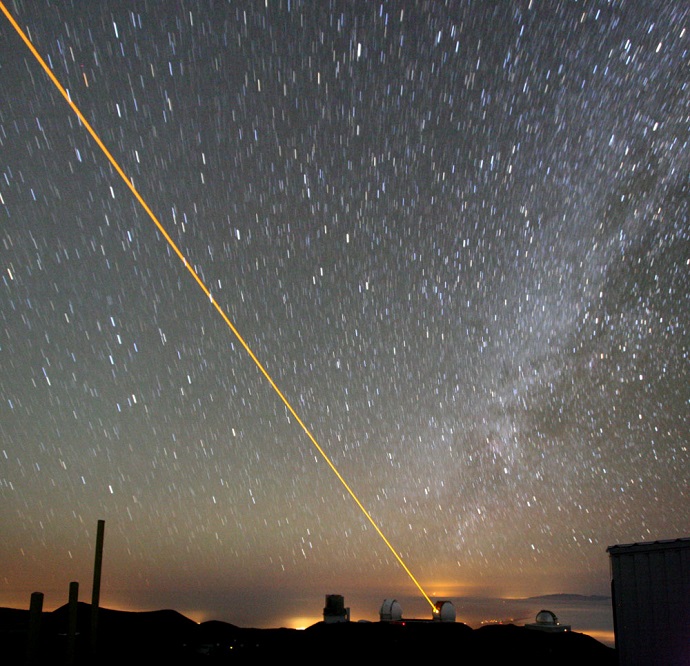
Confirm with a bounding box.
[2,601,617,665]
[526,593,611,602]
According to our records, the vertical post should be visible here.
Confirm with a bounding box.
[90,519,105,659]
[26,591,43,666]
[67,581,79,666]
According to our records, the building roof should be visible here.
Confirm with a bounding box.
[606,536,690,555]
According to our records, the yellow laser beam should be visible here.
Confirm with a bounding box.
[0,2,437,612]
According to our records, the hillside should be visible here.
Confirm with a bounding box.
[2,602,616,665]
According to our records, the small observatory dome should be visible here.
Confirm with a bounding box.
[535,609,558,625]
[434,600,456,623]
[380,598,403,621]
[526,609,570,633]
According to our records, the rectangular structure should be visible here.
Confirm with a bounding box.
[607,537,690,665]
[323,594,350,623]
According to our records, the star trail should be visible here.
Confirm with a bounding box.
[0,1,687,629]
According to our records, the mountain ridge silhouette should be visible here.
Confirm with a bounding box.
[1,601,616,665]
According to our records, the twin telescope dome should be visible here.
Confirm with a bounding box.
[379,598,456,622]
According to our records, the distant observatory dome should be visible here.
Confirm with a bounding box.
[434,600,456,623]
[526,609,570,633]
[380,599,403,622]
[535,610,558,626]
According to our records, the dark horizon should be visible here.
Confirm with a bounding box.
[1,595,618,665]
[2,589,616,648]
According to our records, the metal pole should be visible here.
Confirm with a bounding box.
[90,519,105,658]
[67,581,79,666]
[26,591,43,666]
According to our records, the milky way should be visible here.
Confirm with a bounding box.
[1,1,687,628]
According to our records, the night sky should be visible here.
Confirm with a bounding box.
[1,1,688,630]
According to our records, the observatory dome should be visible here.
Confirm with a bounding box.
[379,598,403,621]
[526,609,570,633]
[535,610,558,625]
[435,600,456,623]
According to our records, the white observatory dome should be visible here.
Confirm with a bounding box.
[380,598,403,621]
[435,600,456,623]
[535,610,559,626]
[526,608,569,633]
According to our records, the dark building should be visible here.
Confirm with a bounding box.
[607,537,690,665]
[323,594,349,623]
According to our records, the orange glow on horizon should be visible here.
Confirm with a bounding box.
[582,629,615,647]
[427,582,504,599]
[284,616,322,630]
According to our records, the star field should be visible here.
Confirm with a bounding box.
[0,0,688,628]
